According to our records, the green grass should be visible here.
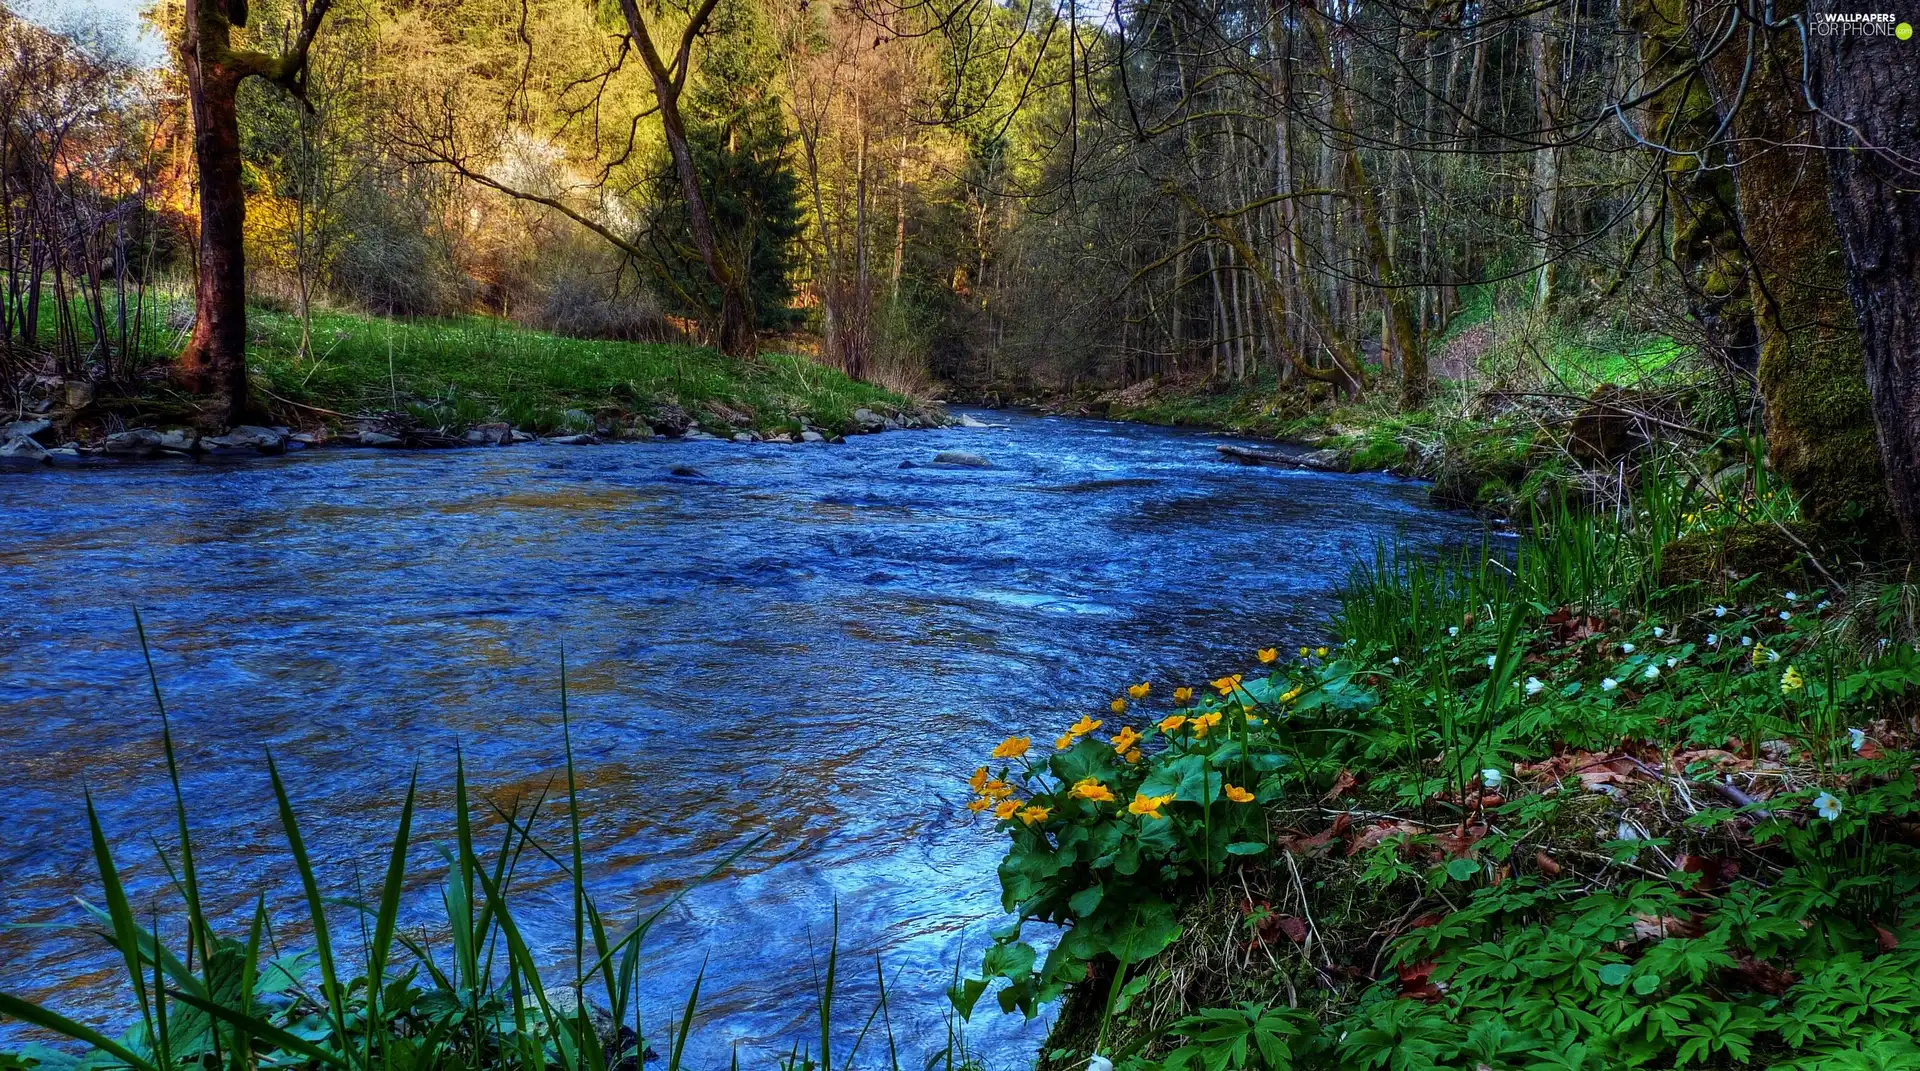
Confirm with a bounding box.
[36,289,921,436]
[252,308,918,435]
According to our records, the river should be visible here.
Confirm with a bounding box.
[0,410,1484,1068]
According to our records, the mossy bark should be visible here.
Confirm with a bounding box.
[1691,0,1894,542]
[1624,0,1757,374]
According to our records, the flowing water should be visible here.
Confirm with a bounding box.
[0,410,1485,1067]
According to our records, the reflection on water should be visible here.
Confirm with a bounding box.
[0,410,1484,1067]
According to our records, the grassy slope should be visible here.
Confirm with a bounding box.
[247,307,918,435]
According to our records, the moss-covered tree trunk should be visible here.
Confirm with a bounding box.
[1625,0,1758,375]
[1691,0,1893,540]
[1808,9,1920,549]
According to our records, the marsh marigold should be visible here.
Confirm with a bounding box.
[968,767,990,794]
[1211,673,1244,695]
[1128,792,1176,819]
[1258,648,1279,664]
[1070,777,1115,803]
[1110,698,1128,714]
[1111,726,1142,753]
[1173,686,1193,704]
[1127,682,1151,700]
[992,736,1030,760]
[1067,714,1103,738]
[1159,713,1188,733]
[1192,711,1223,738]
[1225,784,1255,803]
[1018,804,1051,826]
[993,798,1021,821]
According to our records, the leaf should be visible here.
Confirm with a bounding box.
[1445,858,1479,883]
[1597,963,1632,987]
[1632,973,1661,995]
[1068,884,1104,916]
[1226,841,1268,856]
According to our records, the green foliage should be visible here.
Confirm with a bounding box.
[646,0,805,331]
[972,463,1920,1071]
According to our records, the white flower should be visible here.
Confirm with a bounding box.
[1879,638,1892,651]
[1666,657,1678,668]
[1849,728,1867,753]
[1767,649,1781,663]
[1707,634,1718,646]
[1088,1056,1115,1071]
[1449,626,1460,637]
[1486,655,1497,669]
[1481,768,1503,787]
[1814,792,1843,822]
[1779,611,1792,621]
[1643,665,1659,680]
[1785,591,1799,602]
[1741,636,1753,647]
[1616,820,1640,841]
[1714,605,1728,618]
[1526,676,1545,695]
[1652,627,1665,638]
[1602,677,1618,691]
[1391,656,1402,665]
[1622,642,1636,654]
[1817,600,1831,610]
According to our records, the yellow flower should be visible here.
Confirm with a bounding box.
[983,779,1014,800]
[1298,646,1310,657]
[1017,804,1051,826]
[1158,713,1188,733]
[1210,673,1244,695]
[1225,784,1255,804]
[1752,643,1770,667]
[1192,712,1224,738]
[1068,714,1103,738]
[993,798,1021,821]
[1128,792,1176,819]
[967,797,992,813]
[1173,686,1193,704]
[968,767,990,794]
[1259,648,1279,663]
[1124,748,1143,764]
[1070,777,1115,803]
[1315,646,1329,657]
[1111,726,1142,754]
[991,736,1030,760]
[1127,682,1151,700]
[1279,686,1303,704]
[1110,698,1128,714]
[1781,665,1805,692]
[1055,733,1074,750]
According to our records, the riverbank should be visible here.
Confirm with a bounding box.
[3,305,944,462]
[956,457,1920,1070]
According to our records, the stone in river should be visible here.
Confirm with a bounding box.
[0,435,49,462]
[800,430,825,443]
[465,422,512,446]
[103,428,164,455]
[545,433,598,446]
[931,450,992,468]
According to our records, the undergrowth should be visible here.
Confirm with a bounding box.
[954,461,1920,1070]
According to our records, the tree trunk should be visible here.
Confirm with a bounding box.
[616,0,755,358]
[1809,5,1920,547]
[176,0,333,427]
[1695,0,1892,539]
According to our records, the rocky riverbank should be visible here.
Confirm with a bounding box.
[0,397,951,465]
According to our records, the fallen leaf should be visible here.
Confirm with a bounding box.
[1535,851,1562,877]
[1322,769,1358,801]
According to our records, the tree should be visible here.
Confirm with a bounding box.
[177,0,333,426]
[1690,0,1893,540]
[1809,7,1920,547]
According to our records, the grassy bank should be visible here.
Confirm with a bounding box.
[55,298,927,440]
[246,308,921,436]
[954,464,1920,1070]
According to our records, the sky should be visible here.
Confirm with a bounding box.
[16,0,167,65]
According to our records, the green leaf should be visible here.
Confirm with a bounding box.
[1597,963,1633,987]
[1069,885,1104,916]
[1226,842,1268,856]
[1445,858,1480,883]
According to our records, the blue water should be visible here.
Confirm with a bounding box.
[0,410,1483,1067]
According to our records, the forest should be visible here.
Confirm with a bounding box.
[6,0,1920,1068]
